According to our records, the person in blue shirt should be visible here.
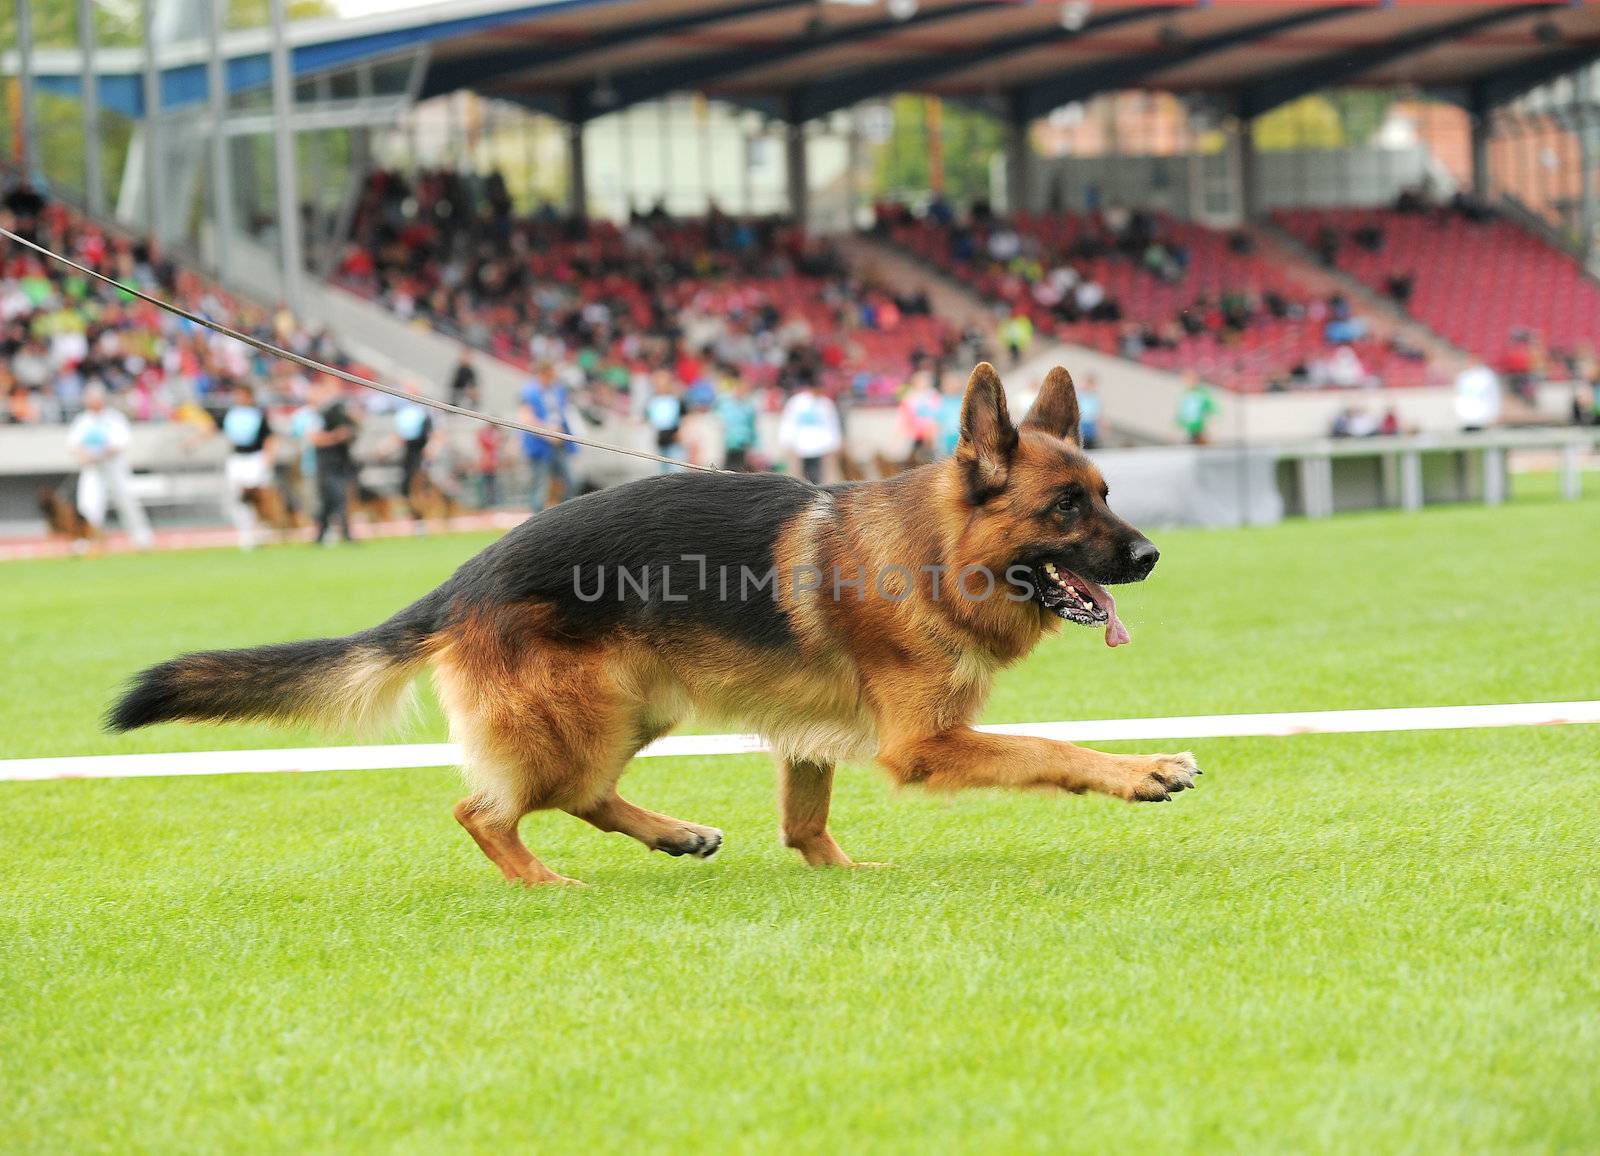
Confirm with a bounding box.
[518,369,575,508]
[645,371,686,473]
[1078,373,1103,450]
[713,372,759,471]
[289,399,322,507]
[391,383,436,519]
[935,368,965,458]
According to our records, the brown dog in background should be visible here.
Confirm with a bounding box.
[242,484,308,536]
[406,471,468,524]
[37,485,96,547]
[347,481,401,524]
[110,364,1197,885]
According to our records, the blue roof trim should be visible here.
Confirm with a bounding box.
[25,0,608,116]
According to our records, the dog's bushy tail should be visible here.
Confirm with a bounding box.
[106,589,449,735]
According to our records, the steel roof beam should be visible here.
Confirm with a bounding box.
[421,0,808,100]
[564,0,1000,122]
[1238,3,1563,119]
[1014,7,1355,123]
[789,4,1182,125]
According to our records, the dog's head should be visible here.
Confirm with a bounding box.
[951,362,1157,647]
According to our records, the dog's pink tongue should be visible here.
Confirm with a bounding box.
[1079,577,1130,648]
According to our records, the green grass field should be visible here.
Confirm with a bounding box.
[3,484,1598,1153]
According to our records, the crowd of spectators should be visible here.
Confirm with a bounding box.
[877,201,1433,393]
[2,177,345,427]
[338,168,975,426]
[3,171,1009,535]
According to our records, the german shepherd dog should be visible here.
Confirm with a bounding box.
[109,365,1198,885]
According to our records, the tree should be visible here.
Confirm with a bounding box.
[872,94,1005,205]
[1251,91,1399,152]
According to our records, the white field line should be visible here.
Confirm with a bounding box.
[3,701,1598,783]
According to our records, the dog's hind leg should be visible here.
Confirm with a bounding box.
[435,649,600,887]
[780,758,882,868]
[454,795,581,887]
[449,731,589,887]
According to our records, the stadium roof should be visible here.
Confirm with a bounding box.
[13,0,1600,123]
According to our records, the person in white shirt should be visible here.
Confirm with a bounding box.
[1453,362,1501,431]
[776,376,843,484]
[1074,278,1106,316]
[66,383,154,550]
[987,228,1021,262]
[1326,344,1369,389]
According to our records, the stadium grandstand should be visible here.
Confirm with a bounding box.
[11,8,1600,1147]
[2,0,1599,540]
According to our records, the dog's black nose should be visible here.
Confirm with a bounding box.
[1129,540,1160,577]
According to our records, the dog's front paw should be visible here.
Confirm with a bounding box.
[658,825,724,859]
[1125,752,1201,802]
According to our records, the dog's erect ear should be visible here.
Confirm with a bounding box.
[1021,366,1081,446]
[956,361,1017,503]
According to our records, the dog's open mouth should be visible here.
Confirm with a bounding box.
[1033,562,1132,648]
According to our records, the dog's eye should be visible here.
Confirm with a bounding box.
[1055,494,1078,513]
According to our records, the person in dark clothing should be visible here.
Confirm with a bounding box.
[1315,225,1339,267]
[3,179,46,238]
[1385,272,1414,310]
[310,377,358,545]
[447,348,479,406]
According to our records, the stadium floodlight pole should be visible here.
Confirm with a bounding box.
[206,0,234,282]
[564,104,587,220]
[618,106,634,215]
[140,0,164,244]
[267,0,306,314]
[1233,388,1250,529]
[659,99,673,210]
[1003,91,1033,216]
[784,98,809,229]
[78,0,105,216]
[17,0,39,179]
[307,74,332,248]
[1576,69,1598,269]
[740,121,753,215]
[845,112,861,225]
